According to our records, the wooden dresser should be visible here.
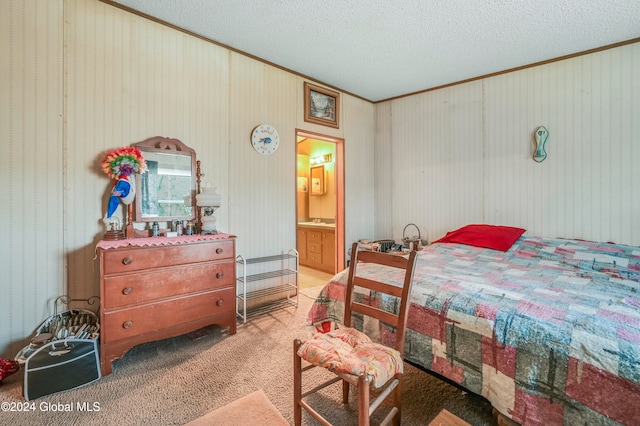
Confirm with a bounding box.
[96,234,236,375]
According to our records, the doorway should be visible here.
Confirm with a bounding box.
[295,130,344,276]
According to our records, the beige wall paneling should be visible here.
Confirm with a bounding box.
[1,0,64,356]
[65,0,130,308]
[380,82,484,244]
[374,102,393,240]
[227,53,299,303]
[65,0,231,319]
[228,53,298,263]
[342,95,376,255]
[376,42,640,246]
[482,43,640,245]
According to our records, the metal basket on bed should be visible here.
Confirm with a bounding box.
[402,223,422,251]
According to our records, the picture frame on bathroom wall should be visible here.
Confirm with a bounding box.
[310,165,325,195]
[304,82,340,128]
[297,177,308,192]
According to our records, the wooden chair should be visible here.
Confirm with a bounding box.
[294,243,418,426]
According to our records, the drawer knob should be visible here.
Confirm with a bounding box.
[122,287,132,295]
[216,272,224,279]
[123,321,133,329]
[216,248,223,254]
[122,257,133,265]
[216,300,223,307]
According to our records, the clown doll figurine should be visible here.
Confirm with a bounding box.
[101,147,147,237]
[107,174,136,218]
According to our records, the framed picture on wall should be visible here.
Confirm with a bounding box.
[304,82,340,129]
[297,177,308,192]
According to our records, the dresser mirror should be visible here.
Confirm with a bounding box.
[134,136,196,223]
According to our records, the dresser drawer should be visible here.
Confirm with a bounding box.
[307,253,323,267]
[307,230,322,243]
[308,242,322,254]
[102,287,234,343]
[101,239,234,274]
[103,260,234,309]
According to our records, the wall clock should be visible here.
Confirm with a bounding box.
[251,124,280,155]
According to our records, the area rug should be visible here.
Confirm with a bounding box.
[184,389,288,426]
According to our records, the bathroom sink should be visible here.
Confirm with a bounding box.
[298,221,334,228]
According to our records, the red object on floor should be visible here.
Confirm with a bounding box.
[0,358,19,383]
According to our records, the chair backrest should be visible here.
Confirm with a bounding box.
[344,243,418,355]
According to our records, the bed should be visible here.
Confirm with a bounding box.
[306,225,640,425]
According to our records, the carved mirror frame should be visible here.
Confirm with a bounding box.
[134,136,197,223]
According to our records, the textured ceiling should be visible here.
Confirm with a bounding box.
[109,0,640,102]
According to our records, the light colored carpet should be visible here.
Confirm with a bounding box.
[184,389,288,426]
[0,285,496,425]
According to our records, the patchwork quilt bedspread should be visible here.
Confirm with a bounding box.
[306,236,640,425]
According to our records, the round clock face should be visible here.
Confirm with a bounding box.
[251,125,280,155]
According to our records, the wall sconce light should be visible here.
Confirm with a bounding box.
[533,126,549,163]
[310,153,332,165]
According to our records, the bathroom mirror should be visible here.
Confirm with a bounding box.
[134,136,196,223]
[310,165,325,195]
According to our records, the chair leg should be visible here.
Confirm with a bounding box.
[342,379,350,404]
[358,375,371,426]
[392,374,402,426]
[293,339,302,426]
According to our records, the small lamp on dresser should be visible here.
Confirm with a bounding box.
[196,187,221,235]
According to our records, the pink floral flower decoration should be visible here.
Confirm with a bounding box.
[101,146,148,180]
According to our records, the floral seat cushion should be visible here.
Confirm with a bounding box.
[297,327,403,388]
